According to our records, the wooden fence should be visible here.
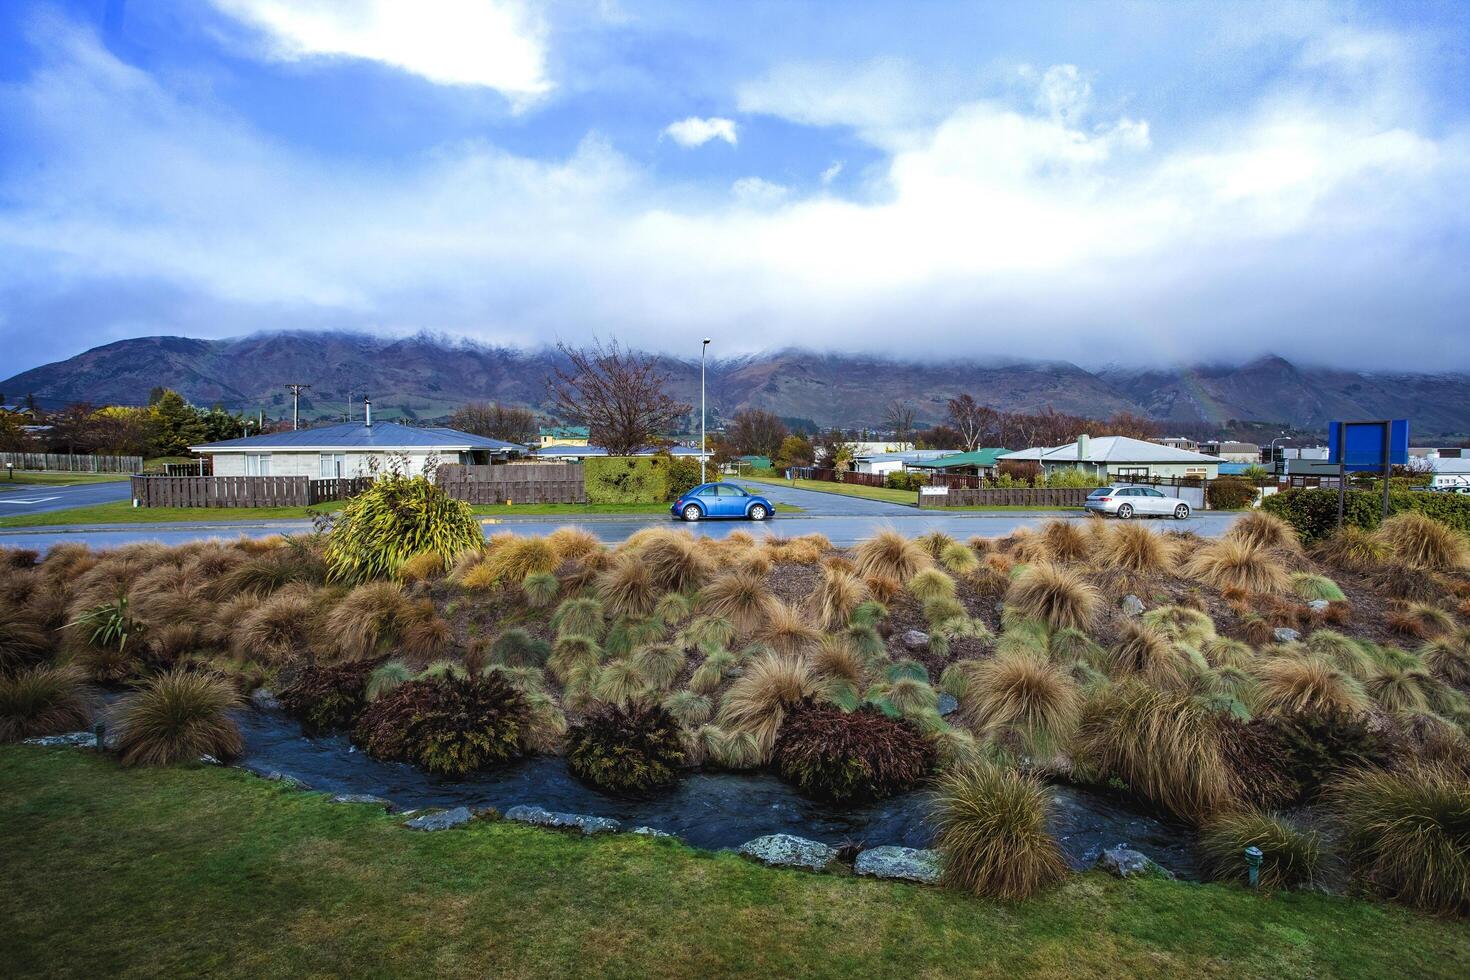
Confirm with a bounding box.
[918,487,1093,508]
[129,475,373,508]
[437,462,587,505]
[1,452,142,473]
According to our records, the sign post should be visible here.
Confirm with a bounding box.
[1327,419,1409,528]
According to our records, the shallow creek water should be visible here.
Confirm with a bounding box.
[235,708,1199,877]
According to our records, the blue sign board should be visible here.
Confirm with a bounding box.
[1327,419,1409,472]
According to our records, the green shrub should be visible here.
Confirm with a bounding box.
[278,659,377,732]
[1258,709,1396,799]
[1042,467,1096,489]
[566,702,685,795]
[490,628,551,668]
[584,456,669,504]
[934,763,1069,900]
[1199,810,1325,890]
[354,674,529,777]
[1206,477,1258,511]
[324,473,482,582]
[1290,573,1345,601]
[1262,487,1470,543]
[663,453,703,502]
[772,699,933,803]
[885,471,926,491]
[114,668,243,766]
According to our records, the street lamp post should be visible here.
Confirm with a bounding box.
[1268,434,1290,478]
[700,338,711,483]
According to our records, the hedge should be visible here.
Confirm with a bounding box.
[584,456,669,504]
[1206,477,1258,511]
[1261,488,1470,543]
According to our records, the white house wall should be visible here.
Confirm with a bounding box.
[208,450,452,479]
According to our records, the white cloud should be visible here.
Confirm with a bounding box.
[3,20,1469,373]
[819,161,843,184]
[208,0,550,101]
[662,116,738,147]
[736,58,934,148]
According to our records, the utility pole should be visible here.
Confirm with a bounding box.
[701,338,711,483]
[284,383,311,431]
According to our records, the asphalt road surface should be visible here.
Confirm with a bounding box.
[0,478,1243,552]
[0,479,131,517]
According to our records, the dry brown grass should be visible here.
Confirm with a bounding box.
[960,652,1081,758]
[113,667,243,766]
[758,601,823,659]
[1108,621,1190,688]
[808,565,867,629]
[1388,602,1455,640]
[395,550,445,584]
[595,557,659,620]
[1039,520,1092,563]
[811,635,865,684]
[716,652,817,760]
[1253,656,1370,717]
[233,589,318,662]
[863,574,902,605]
[1004,562,1100,632]
[853,529,932,582]
[1183,539,1289,594]
[700,569,776,635]
[1096,523,1175,575]
[632,529,715,593]
[1374,512,1469,572]
[1225,511,1302,554]
[546,526,602,563]
[323,581,408,661]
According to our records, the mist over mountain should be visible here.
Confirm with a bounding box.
[3,332,1468,438]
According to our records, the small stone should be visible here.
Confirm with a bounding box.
[1121,595,1146,616]
[198,754,223,766]
[403,807,474,831]
[262,771,310,790]
[22,731,96,748]
[250,688,282,711]
[737,834,839,872]
[936,693,959,717]
[1307,599,1330,614]
[854,845,941,884]
[331,793,395,810]
[900,629,930,651]
[1094,845,1174,880]
[503,804,622,834]
[1273,627,1301,644]
[631,825,674,838]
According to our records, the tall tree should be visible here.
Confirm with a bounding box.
[774,433,815,469]
[725,409,789,457]
[545,339,691,456]
[945,393,992,451]
[448,401,538,444]
[150,390,208,457]
[884,400,917,448]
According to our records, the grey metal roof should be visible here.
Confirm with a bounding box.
[192,421,525,453]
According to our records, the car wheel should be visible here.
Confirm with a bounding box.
[1116,504,1133,520]
[682,503,702,522]
[1174,504,1190,520]
[748,504,769,521]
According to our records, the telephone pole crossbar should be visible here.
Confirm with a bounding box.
[284,383,312,431]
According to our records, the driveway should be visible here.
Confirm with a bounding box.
[748,480,914,516]
[0,479,131,517]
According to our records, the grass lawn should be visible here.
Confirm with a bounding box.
[5,747,1468,980]
[0,470,131,487]
[0,499,344,528]
[744,475,918,506]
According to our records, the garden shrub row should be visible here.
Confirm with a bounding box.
[584,454,704,504]
[1262,488,1470,542]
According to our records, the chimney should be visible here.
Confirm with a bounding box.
[364,396,372,428]
[1076,433,1090,461]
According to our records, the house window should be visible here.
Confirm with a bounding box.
[1185,467,1207,479]
[1116,466,1149,479]
[319,453,347,478]
[245,454,272,476]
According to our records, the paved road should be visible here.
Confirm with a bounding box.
[0,479,131,517]
[749,480,913,516]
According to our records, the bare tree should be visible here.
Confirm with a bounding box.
[448,401,538,444]
[946,393,987,451]
[884,400,917,448]
[725,409,789,457]
[545,339,691,456]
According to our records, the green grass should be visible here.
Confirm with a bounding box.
[0,471,131,487]
[744,475,918,506]
[0,500,344,528]
[4,746,1469,979]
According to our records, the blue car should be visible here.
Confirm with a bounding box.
[670,482,775,522]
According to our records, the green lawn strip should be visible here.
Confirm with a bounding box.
[4,747,1467,980]
[0,499,343,528]
[0,471,131,486]
[743,475,917,506]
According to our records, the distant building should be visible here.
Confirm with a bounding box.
[1155,437,1199,452]
[1201,441,1261,464]
[531,444,711,462]
[1001,435,1223,480]
[851,449,952,476]
[904,448,1010,479]
[539,425,590,448]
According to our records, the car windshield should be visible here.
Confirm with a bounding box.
[1087,488,1114,498]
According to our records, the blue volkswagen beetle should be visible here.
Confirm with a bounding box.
[670,482,775,522]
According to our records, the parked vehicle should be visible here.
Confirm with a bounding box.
[1084,485,1191,520]
[671,482,774,522]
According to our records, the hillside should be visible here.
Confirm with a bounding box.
[4,333,1469,437]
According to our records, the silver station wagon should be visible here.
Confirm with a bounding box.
[1084,485,1191,520]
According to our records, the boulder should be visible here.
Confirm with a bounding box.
[503,804,622,835]
[900,629,930,651]
[261,771,310,791]
[404,807,474,831]
[1307,599,1331,614]
[22,731,96,748]
[936,693,959,717]
[854,845,941,885]
[1093,845,1174,880]
[631,825,674,838]
[1120,595,1146,617]
[250,688,283,711]
[737,834,839,872]
[331,793,395,810]
[1273,627,1302,644]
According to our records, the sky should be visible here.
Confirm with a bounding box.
[1,0,1468,376]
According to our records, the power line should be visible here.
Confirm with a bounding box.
[283,383,312,431]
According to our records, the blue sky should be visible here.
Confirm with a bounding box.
[2,0,1468,376]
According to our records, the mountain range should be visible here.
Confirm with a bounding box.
[3,333,1468,438]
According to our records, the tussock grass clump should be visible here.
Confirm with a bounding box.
[1140,606,1216,648]
[885,676,939,717]
[1226,510,1301,553]
[1374,512,1469,572]
[366,660,413,701]
[697,725,764,769]
[1200,810,1325,890]
[1365,663,1434,714]
[1332,762,1470,914]
[662,689,712,728]
[323,582,407,662]
[1388,602,1454,640]
[114,668,243,766]
[960,652,1080,759]
[916,530,958,559]
[1004,562,1099,633]
[934,764,1069,900]
[593,659,653,707]
[1202,636,1255,671]
[812,635,864,683]
[546,526,602,563]
[489,628,551,669]
[1254,657,1370,718]
[234,590,317,663]
[680,614,736,653]
[1074,680,1237,822]
[1097,523,1174,574]
[395,549,445,584]
[595,558,658,620]
[1,603,54,673]
[1311,526,1387,571]
[1108,622,1190,688]
[689,648,739,695]
[0,664,96,743]
[633,530,715,593]
[464,537,558,589]
[1303,630,1376,680]
[631,643,686,691]
[759,602,822,659]
[1038,519,1092,563]
[940,542,979,575]
[716,653,817,759]
[853,529,932,583]
[1290,573,1345,602]
[908,568,957,604]
[1183,539,1289,594]
[522,572,560,608]
[1422,630,1470,687]
[700,569,776,635]
[551,597,604,640]
[808,566,867,630]
[863,574,903,605]
[653,591,693,625]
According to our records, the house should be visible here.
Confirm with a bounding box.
[1155,437,1199,452]
[531,444,712,462]
[1200,441,1262,464]
[1000,434,1224,480]
[905,448,1009,479]
[539,425,590,448]
[851,449,952,476]
[192,407,525,478]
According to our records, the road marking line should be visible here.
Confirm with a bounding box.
[0,496,60,505]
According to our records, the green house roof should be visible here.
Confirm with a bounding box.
[907,448,1009,469]
[539,425,590,438]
